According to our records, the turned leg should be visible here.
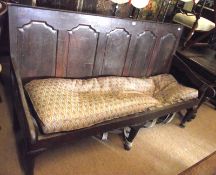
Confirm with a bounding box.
[15,134,35,175]
[12,108,20,132]
[101,132,108,140]
[124,127,140,151]
[99,132,109,141]
[19,145,35,175]
[179,85,213,127]
[23,154,35,175]
[179,107,197,128]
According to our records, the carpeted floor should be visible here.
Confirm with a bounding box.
[179,151,216,175]
[0,84,216,175]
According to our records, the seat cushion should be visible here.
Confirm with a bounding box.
[150,74,199,105]
[25,74,198,134]
[173,13,215,31]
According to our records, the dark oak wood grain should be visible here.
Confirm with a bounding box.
[8,4,205,175]
[56,31,69,77]
[101,28,130,75]
[129,31,156,77]
[67,25,98,77]
[8,4,183,81]
[17,21,57,79]
[152,33,177,75]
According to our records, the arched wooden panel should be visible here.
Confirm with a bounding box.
[17,21,57,79]
[151,33,177,75]
[129,31,156,77]
[101,28,131,75]
[10,5,183,80]
[67,25,98,77]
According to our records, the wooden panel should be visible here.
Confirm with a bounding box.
[67,25,98,77]
[129,31,156,77]
[56,31,69,77]
[17,21,57,79]
[151,33,177,75]
[9,5,183,81]
[101,28,131,75]
[146,33,177,76]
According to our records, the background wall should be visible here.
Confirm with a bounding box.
[35,0,177,20]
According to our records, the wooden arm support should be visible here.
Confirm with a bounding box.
[10,58,38,144]
[172,54,216,99]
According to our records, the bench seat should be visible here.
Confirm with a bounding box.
[25,74,198,134]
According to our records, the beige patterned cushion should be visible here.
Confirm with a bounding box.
[25,74,198,134]
[150,74,198,105]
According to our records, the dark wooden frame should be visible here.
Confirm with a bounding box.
[8,4,214,175]
[175,51,216,109]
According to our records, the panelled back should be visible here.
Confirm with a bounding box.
[9,4,183,81]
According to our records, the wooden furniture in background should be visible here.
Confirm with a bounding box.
[173,0,215,49]
[177,49,216,108]
[8,4,214,175]
[0,1,9,55]
[0,1,8,102]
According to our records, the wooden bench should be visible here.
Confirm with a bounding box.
[8,4,214,175]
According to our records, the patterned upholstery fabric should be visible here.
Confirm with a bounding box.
[150,74,198,105]
[25,74,198,134]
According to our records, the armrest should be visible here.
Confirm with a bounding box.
[171,54,215,98]
[10,58,38,143]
